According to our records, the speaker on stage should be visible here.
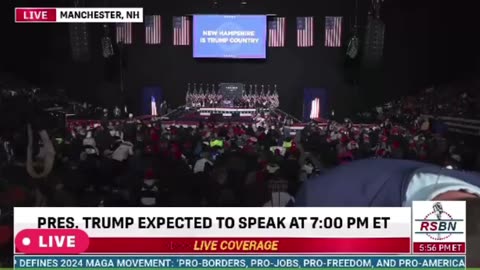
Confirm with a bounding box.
[142,87,163,116]
[69,23,90,62]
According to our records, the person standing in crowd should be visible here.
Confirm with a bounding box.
[111,137,134,164]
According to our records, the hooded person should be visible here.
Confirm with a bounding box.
[263,178,295,207]
[80,144,99,161]
[139,169,159,206]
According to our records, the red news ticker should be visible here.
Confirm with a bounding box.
[85,237,411,254]
[14,229,411,254]
[413,243,466,254]
[15,8,57,22]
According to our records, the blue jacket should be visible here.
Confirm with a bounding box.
[295,159,480,206]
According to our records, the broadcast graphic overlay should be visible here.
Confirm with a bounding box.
[14,205,467,269]
[412,201,466,254]
[193,15,267,59]
[15,8,143,23]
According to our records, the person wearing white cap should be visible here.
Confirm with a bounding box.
[111,137,134,162]
[82,131,96,148]
[193,152,213,174]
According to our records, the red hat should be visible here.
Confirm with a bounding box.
[144,145,153,154]
[144,169,155,180]
[339,151,353,164]
[392,141,401,149]
[391,127,399,136]
[171,143,180,151]
[0,225,13,246]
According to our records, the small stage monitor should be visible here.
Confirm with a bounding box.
[193,15,267,59]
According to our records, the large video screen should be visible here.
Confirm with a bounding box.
[193,15,267,59]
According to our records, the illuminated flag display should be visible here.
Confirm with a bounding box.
[145,15,161,44]
[325,16,342,47]
[151,96,157,116]
[173,16,190,46]
[268,17,285,47]
[310,98,320,119]
[296,17,314,47]
[116,22,132,44]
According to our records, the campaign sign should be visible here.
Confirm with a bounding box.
[193,15,267,59]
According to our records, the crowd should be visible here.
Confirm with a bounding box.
[356,79,480,121]
[186,90,280,109]
[0,80,480,266]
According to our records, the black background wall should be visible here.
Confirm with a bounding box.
[0,0,478,118]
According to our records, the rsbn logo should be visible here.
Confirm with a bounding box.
[416,202,464,240]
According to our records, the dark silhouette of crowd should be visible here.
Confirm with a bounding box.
[0,79,480,267]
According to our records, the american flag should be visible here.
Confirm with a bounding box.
[297,17,314,47]
[325,16,342,47]
[310,98,320,119]
[116,23,132,44]
[145,15,161,44]
[173,16,190,46]
[268,17,285,47]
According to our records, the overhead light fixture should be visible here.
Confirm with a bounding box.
[241,0,247,5]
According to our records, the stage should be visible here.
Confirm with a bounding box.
[66,105,310,135]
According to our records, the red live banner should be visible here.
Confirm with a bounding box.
[85,237,410,254]
[15,8,57,22]
[15,228,411,254]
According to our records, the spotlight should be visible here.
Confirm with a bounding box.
[240,0,247,5]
